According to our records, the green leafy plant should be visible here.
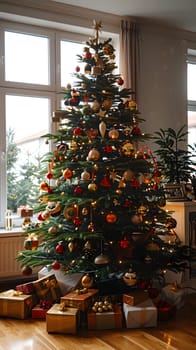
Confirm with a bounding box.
[153,126,196,183]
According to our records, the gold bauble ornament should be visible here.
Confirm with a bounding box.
[94,253,110,265]
[123,169,135,181]
[48,226,57,234]
[81,274,93,288]
[88,182,98,191]
[108,128,119,140]
[87,148,100,161]
[81,170,91,181]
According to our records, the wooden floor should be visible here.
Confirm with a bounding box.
[0,292,195,350]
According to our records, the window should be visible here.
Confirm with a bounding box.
[0,22,89,229]
[0,20,119,230]
[187,50,196,148]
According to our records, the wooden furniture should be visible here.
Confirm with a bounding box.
[164,201,196,245]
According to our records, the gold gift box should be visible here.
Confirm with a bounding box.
[0,289,33,319]
[46,304,79,334]
[61,289,99,312]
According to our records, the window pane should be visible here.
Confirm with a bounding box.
[60,41,84,87]
[187,63,196,100]
[5,31,49,85]
[6,95,50,214]
[188,110,196,146]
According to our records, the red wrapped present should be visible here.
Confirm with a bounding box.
[88,304,122,330]
[33,274,62,303]
[61,288,99,312]
[16,282,35,295]
[32,300,52,319]
[155,300,176,321]
[123,289,149,306]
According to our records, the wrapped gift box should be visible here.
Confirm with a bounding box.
[16,281,35,295]
[33,274,62,303]
[32,300,52,319]
[46,304,79,334]
[123,289,149,306]
[123,298,157,328]
[88,304,122,330]
[38,267,83,295]
[0,289,33,319]
[161,284,185,309]
[17,206,33,217]
[61,289,99,312]
[155,300,176,321]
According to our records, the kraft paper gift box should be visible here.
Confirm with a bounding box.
[33,274,62,303]
[38,267,83,295]
[17,206,33,217]
[61,289,99,312]
[160,284,185,309]
[123,298,157,328]
[88,304,122,330]
[0,289,33,319]
[123,289,149,306]
[46,304,79,334]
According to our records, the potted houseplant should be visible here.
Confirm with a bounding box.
[153,125,196,184]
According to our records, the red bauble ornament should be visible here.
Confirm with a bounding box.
[52,261,61,270]
[120,238,129,249]
[73,216,82,227]
[73,127,82,135]
[117,77,124,85]
[55,243,64,254]
[106,212,117,224]
[132,126,141,136]
[75,66,80,72]
[104,145,113,153]
[123,199,131,208]
[46,172,53,179]
[74,185,83,195]
[21,266,32,276]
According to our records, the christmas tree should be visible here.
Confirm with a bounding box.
[17,22,186,293]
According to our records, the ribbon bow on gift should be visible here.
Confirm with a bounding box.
[58,302,67,312]
[38,278,59,301]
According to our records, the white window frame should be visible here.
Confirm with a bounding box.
[0,19,119,230]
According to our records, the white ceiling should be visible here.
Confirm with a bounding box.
[52,0,196,33]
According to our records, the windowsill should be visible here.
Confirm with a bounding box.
[0,228,22,237]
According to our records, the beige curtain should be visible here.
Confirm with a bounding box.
[120,20,140,102]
